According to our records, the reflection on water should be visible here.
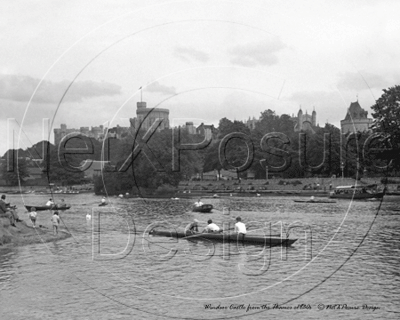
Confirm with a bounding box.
[0,193,399,319]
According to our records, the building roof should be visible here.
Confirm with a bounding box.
[344,101,369,120]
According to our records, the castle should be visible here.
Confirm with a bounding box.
[294,107,317,132]
[129,101,170,132]
[340,100,373,133]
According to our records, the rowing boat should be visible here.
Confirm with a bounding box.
[329,185,384,200]
[192,204,213,213]
[294,200,336,203]
[150,229,297,246]
[25,205,71,211]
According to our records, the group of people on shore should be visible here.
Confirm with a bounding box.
[29,201,61,235]
[186,216,247,236]
[0,194,61,236]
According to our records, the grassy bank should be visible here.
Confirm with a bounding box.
[0,216,70,247]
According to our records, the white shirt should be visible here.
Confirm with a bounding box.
[194,201,203,207]
[46,200,54,206]
[203,223,220,232]
[235,221,247,234]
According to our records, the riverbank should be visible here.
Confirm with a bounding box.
[0,216,71,247]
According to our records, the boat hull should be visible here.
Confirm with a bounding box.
[329,192,384,200]
[294,200,336,203]
[192,204,213,213]
[150,229,297,246]
[25,205,71,211]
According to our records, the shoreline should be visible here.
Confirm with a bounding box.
[0,217,71,248]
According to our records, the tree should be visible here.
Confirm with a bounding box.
[0,156,29,185]
[370,85,400,170]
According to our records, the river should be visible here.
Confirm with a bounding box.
[0,193,399,319]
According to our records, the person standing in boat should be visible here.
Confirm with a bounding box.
[185,219,199,233]
[202,219,220,233]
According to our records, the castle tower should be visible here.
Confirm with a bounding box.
[297,107,303,131]
[312,107,316,126]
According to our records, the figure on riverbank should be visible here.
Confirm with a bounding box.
[52,211,61,235]
[0,194,17,227]
[29,207,37,227]
[46,198,54,207]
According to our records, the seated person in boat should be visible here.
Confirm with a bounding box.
[194,198,203,207]
[46,198,55,207]
[185,219,199,233]
[59,199,67,208]
[202,219,220,233]
[234,217,247,236]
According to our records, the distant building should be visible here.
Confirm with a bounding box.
[185,122,196,135]
[196,123,217,140]
[54,123,130,145]
[245,117,259,130]
[340,101,373,134]
[54,124,105,145]
[294,107,317,133]
[105,125,131,139]
[130,101,169,132]
[79,160,111,180]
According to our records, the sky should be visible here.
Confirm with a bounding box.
[1,0,399,156]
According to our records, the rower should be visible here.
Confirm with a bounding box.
[202,219,220,233]
[185,219,199,233]
[234,217,247,235]
[46,198,55,207]
[234,217,247,243]
[194,198,203,207]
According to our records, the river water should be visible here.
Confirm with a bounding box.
[0,193,399,319]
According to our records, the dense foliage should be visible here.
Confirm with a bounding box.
[371,85,400,171]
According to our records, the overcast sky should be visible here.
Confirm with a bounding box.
[1,0,399,156]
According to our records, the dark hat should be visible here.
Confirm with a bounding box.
[236,217,241,221]
[207,219,212,224]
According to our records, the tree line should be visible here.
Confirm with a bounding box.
[1,85,399,193]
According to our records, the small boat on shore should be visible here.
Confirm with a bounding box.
[24,205,71,211]
[192,204,213,213]
[329,185,384,200]
[150,229,297,246]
